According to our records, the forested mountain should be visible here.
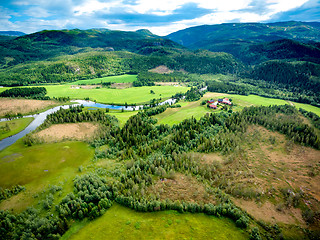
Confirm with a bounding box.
[0,28,182,67]
[166,21,320,64]
[0,28,244,86]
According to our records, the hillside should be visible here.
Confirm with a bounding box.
[0,28,243,86]
[0,28,183,68]
[166,21,320,64]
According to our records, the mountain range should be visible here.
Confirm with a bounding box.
[166,21,320,64]
[0,21,319,87]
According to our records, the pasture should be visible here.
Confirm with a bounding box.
[66,74,137,85]
[155,93,320,125]
[45,85,189,105]
[0,117,33,140]
[64,204,248,240]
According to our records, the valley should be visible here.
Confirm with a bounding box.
[0,21,320,240]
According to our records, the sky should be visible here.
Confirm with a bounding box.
[0,0,319,36]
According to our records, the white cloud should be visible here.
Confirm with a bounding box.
[23,6,51,18]
[73,0,113,16]
[267,0,309,13]
[1,0,316,35]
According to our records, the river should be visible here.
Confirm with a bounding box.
[0,99,176,151]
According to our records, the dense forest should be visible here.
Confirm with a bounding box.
[0,87,47,98]
[1,104,319,239]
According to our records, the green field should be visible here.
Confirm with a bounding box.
[64,204,248,240]
[293,102,320,116]
[0,117,33,140]
[108,111,139,127]
[155,100,215,125]
[45,85,189,105]
[156,92,320,125]
[0,141,94,212]
[66,74,137,85]
[85,107,139,127]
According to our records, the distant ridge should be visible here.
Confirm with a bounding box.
[0,31,25,37]
[166,21,320,64]
[166,21,320,46]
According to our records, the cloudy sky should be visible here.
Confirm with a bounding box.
[0,0,319,35]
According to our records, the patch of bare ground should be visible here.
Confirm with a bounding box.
[71,85,103,89]
[233,199,305,226]
[0,98,57,117]
[149,65,173,74]
[34,122,98,142]
[226,125,320,225]
[186,152,223,166]
[154,82,181,86]
[148,173,215,204]
[110,82,132,89]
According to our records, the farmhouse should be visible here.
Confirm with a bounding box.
[208,98,232,110]
[209,104,217,109]
[218,98,232,105]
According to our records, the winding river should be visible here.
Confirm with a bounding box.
[0,99,177,151]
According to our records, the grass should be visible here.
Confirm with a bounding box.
[108,110,139,127]
[66,74,137,85]
[44,85,189,105]
[64,203,248,240]
[156,93,320,125]
[292,102,320,116]
[155,99,214,125]
[0,117,33,140]
[0,140,94,212]
[0,141,93,188]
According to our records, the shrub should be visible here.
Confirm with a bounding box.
[250,227,262,240]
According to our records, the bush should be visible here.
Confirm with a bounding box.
[250,227,262,240]
[235,216,249,228]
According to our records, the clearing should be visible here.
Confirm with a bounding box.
[66,74,137,85]
[0,98,58,117]
[63,203,248,240]
[203,125,320,227]
[149,65,173,74]
[154,99,213,125]
[0,117,33,140]
[34,122,99,142]
[148,173,215,204]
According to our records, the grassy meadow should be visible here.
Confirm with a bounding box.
[0,140,94,212]
[66,74,137,85]
[108,110,139,127]
[0,117,33,140]
[45,85,189,105]
[64,204,248,240]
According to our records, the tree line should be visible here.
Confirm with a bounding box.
[0,87,47,99]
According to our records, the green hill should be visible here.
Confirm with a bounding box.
[0,28,182,68]
[166,21,320,64]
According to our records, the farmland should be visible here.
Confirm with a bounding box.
[155,92,320,125]
[45,85,189,105]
